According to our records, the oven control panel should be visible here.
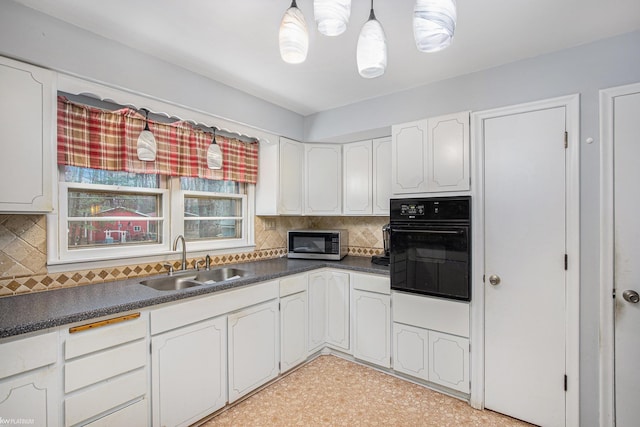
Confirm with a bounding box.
[391,196,470,222]
[400,203,425,217]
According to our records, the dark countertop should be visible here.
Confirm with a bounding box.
[0,256,389,339]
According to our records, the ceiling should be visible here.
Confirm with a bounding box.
[11,0,640,116]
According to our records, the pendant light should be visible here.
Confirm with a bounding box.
[314,0,351,36]
[207,127,223,170]
[137,109,157,161]
[356,0,387,79]
[413,0,457,53]
[279,0,309,64]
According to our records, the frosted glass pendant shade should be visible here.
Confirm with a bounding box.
[413,0,457,53]
[137,110,156,161]
[279,0,309,64]
[207,130,222,170]
[314,0,351,36]
[357,10,387,79]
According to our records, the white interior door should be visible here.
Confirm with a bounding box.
[484,107,567,426]
[613,90,640,427]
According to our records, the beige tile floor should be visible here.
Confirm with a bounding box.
[202,355,531,426]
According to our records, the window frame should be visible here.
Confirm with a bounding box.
[170,180,252,253]
[56,180,171,263]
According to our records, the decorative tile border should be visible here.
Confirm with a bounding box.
[0,247,384,297]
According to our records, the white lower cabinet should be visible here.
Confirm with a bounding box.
[228,299,279,403]
[0,330,58,426]
[326,271,350,351]
[280,274,308,373]
[428,330,470,393]
[308,270,350,353]
[308,272,327,353]
[352,273,391,368]
[151,317,227,427]
[392,292,470,394]
[393,323,469,394]
[353,290,391,368]
[393,323,430,381]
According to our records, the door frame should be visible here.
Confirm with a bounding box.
[469,94,581,426]
[599,81,640,427]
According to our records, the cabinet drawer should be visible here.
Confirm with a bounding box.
[351,273,390,295]
[0,331,57,380]
[151,280,278,335]
[65,369,146,427]
[85,398,147,427]
[393,292,469,337]
[65,340,146,393]
[65,312,147,360]
[279,273,307,297]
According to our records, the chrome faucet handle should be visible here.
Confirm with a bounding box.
[163,263,174,276]
[195,259,205,271]
[205,254,212,270]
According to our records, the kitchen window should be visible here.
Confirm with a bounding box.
[49,92,258,267]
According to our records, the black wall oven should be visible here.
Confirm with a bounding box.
[390,196,471,301]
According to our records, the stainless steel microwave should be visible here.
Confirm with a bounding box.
[287,230,348,260]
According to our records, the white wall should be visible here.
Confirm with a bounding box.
[304,30,640,426]
[0,1,305,141]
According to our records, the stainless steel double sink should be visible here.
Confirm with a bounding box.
[139,267,251,291]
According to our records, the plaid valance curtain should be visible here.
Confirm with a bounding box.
[57,96,259,184]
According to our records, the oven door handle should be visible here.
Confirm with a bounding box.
[391,228,463,235]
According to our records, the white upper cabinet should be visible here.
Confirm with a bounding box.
[256,136,304,215]
[343,137,391,216]
[305,144,342,215]
[279,137,305,214]
[343,140,373,215]
[372,137,392,215]
[426,112,470,192]
[0,56,55,213]
[392,112,470,195]
[392,119,428,194]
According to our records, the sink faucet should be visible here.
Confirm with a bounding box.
[173,235,187,271]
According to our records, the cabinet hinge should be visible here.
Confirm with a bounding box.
[564,254,568,271]
[564,131,568,149]
[564,374,568,391]
[278,302,281,311]
[469,343,471,353]
[613,288,616,299]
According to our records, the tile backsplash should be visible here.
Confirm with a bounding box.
[0,214,388,297]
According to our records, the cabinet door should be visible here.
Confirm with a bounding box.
[255,135,280,215]
[280,291,308,373]
[279,137,304,214]
[0,366,58,426]
[326,271,350,351]
[392,323,429,381]
[305,144,342,214]
[151,317,227,427]
[426,111,470,192]
[372,137,392,215]
[391,120,428,194]
[353,290,390,368]
[228,300,279,403]
[0,56,54,212]
[428,331,470,393]
[308,272,327,353]
[343,140,373,215]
